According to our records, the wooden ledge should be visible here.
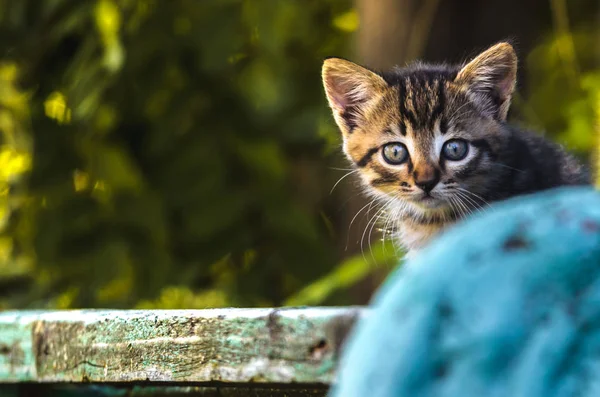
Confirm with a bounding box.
[0,308,364,395]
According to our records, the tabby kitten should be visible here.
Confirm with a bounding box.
[322,42,589,256]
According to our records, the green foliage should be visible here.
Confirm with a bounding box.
[285,241,398,307]
[521,27,600,158]
[0,0,364,309]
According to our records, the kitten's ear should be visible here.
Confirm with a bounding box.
[322,58,387,135]
[455,42,517,121]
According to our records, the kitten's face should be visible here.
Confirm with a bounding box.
[322,43,518,222]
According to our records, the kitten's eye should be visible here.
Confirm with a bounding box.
[442,139,469,161]
[382,143,409,165]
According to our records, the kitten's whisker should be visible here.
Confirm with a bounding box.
[447,196,461,220]
[363,193,401,266]
[455,191,475,218]
[368,209,385,265]
[455,187,491,208]
[391,204,405,256]
[330,169,360,194]
[457,189,483,210]
[461,194,486,216]
[489,162,525,173]
[348,199,376,231]
[452,194,470,218]
[346,198,378,251]
[361,201,391,266]
[373,196,400,255]
[455,190,482,215]
[442,190,463,217]
[380,199,400,261]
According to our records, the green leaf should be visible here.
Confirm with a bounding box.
[284,241,400,307]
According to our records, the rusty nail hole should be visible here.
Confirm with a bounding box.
[0,344,10,355]
[309,339,328,359]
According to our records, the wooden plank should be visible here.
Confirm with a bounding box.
[0,308,363,387]
[3,384,332,396]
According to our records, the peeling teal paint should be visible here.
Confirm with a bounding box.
[0,313,37,382]
[0,307,363,393]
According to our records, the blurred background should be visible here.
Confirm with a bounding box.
[0,0,597,309]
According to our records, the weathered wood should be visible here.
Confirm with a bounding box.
[4,384,331,396]
[0,308,363,392]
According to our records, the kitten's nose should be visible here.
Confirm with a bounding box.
[415,178,439,194]
[414,165,440,193]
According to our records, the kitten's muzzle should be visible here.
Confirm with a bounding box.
[414,194,445,209]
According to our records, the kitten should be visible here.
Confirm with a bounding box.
[322,42,590,257]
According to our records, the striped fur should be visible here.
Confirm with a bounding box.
[322,42,590,255]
